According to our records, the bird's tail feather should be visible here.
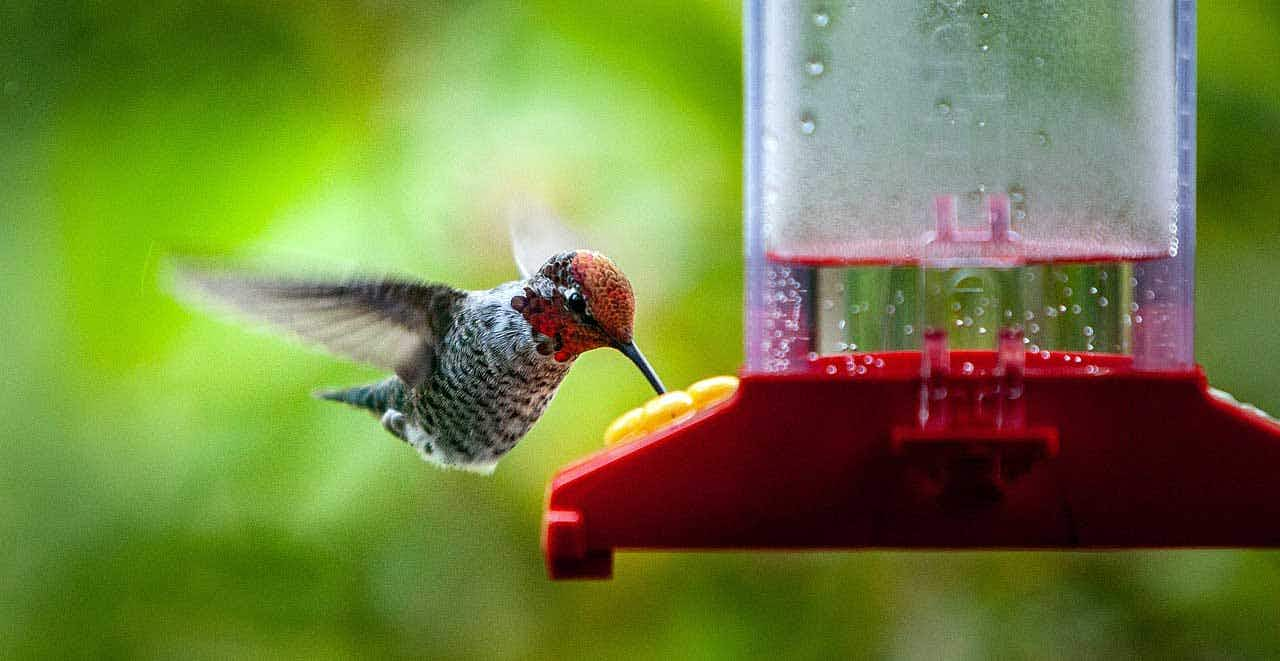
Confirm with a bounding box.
[314,377,404,414]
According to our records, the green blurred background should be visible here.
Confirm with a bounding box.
[3,1,1279,658]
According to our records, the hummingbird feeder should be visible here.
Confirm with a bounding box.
[542,0,1280,579]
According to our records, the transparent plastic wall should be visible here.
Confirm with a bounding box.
[745,0,1196,373]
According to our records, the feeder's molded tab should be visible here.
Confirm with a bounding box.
[543,509,613,580]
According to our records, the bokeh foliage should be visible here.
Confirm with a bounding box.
[3,1,1279,658]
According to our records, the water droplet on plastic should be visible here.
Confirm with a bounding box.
[961,361,975,375]
[1071,304,1082,314]
[807,352,819,361]
[903,325,914,335]
[799,114,816,135]
[1083,326,1095,337]
[1033,56,1046,67]
[813,12,830,27]
[977,119,987,128]
[1063,286,1073,296]
[806,60,825,76]
[936,101,951,115]
[1098,296,1109,307]
[979,43,990,53]
[1036,131,1051,146]
[980,10,990,19]
[825,364,837,375]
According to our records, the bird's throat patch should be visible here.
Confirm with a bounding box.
[511,287,605,362]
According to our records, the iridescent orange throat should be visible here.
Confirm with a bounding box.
[510,283,608,363]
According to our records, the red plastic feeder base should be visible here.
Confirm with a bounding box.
[542,351,1280,579]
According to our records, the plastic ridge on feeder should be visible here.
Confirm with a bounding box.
[541,0,1280,580]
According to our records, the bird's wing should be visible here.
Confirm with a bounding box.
[508,200,590,279]
[173,265,466,387]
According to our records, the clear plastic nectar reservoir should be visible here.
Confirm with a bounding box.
[745,1,1196,373]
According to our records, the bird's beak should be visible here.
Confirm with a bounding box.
[615,341,666,395]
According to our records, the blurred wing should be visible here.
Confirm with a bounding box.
[508,200,590,278]
[173,265,465,387]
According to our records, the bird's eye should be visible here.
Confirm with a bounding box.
[566,289,587,314]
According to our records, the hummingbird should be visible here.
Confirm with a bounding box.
[174,249,665,474]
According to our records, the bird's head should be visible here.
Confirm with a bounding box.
[509,250,665,395]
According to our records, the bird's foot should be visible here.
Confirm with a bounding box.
[381,409,408,442]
